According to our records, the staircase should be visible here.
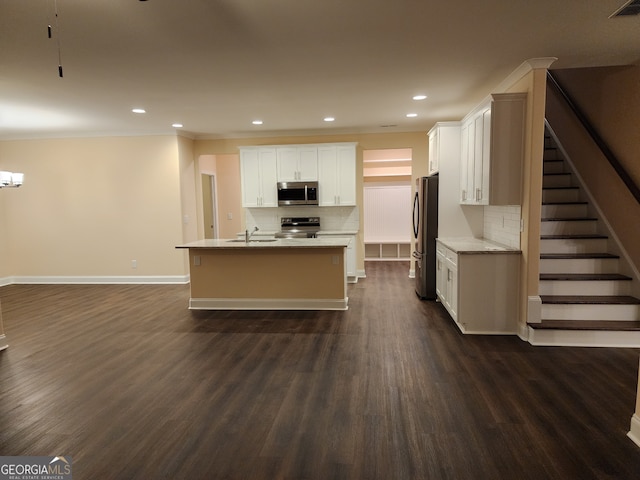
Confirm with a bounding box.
[527,128,640,347]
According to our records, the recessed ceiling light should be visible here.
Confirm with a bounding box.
[252,120,263,125]
[413,95,427,100]
[132,108,146,114]
[172,123,183,128]
[406,113,418,118]
[324,117,335,122]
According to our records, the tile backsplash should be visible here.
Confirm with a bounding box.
[483,205,521,248]
[245,206,360,233]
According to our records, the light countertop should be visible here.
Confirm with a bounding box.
[437,237,521,254]
[176,237,351,249]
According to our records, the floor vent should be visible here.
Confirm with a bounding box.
[610,0,640,17]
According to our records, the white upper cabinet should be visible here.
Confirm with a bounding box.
[276,146,318,182]
[317,143,357,206]
[240,147,278,207]
[459,93,526,205]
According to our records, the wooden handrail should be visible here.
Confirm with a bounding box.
[546,70,640,204]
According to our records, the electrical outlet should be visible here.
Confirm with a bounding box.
[131,260,137,269]
[227,212,233,220]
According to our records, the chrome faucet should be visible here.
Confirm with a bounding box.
[245,226,259,242]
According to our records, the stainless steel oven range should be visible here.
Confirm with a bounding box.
[275,217,320,238]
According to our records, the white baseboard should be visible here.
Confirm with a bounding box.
[189,297,349,311]
[9,275,190,285]
[0,334,7,351]
[0,277,11,288]
[628,414,640,449]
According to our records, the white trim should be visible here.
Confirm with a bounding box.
[0,334,7,351]
[495,57,558,93]
[189,297,349,311]
[528,295,542,323]
[0,277,11,288]
[517,323,530,342]
[9,275,190,285]
[356,269,366,279]
[627,414,640,449]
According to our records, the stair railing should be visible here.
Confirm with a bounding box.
[546,70,640,204]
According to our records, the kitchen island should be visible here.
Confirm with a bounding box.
[175,237,350,310]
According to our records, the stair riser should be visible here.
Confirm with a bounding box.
[543,161,565,174]
[542,189,580,203]
[541,204,588,218]
[541,304,640,321]
[539,258,620,274]
[528,327,640,347]
[540,221,598,236]
[539,280,631,296]
[543,175,573,188]
[540,238,608,254]
[543,150,561,161]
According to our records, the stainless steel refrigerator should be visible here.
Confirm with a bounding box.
[412,175,438,299]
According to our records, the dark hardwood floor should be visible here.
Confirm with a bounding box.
[1,261,639,479]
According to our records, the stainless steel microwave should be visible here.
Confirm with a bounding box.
[277,181,319,206]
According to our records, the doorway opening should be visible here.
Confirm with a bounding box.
[362,148,413,262]
[202,174,218,239]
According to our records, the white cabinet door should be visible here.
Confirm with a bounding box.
[447,259,458,321]
[241,149,261,207]
[318,146,339,206]
[336,144,356,206]
[297,146,318,181]
[428,128,439,175]
[240,147,277,207]
[436,248,446,301]
[276,146,318,182]
[259,148,278,207]
[276,147,299,182]
[318,144,356,206]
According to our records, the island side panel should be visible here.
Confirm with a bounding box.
[188,247,346,300]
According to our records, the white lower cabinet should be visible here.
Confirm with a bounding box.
[317,233,357,283]
[436,240,520,334]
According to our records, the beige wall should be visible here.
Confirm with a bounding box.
[549,66,640,273]
[194,131,429,272]
[0,136,188,278]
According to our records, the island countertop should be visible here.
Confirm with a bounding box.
[176,237,351,249]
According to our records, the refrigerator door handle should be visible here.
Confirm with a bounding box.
[412,191,420,239]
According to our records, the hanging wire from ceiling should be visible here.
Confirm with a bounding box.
[47,0,64,77]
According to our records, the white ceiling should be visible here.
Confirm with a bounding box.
[1,0,639,140]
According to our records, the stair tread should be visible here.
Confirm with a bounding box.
[543,186,580,190]
[540,295,640,305]
[541,234,607,239]
[529,320,640,331]
[540,253,619,259]
[540,273,632,281]
[541,217,597,222]
[542,201,588,205]
[543,172,571,176]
